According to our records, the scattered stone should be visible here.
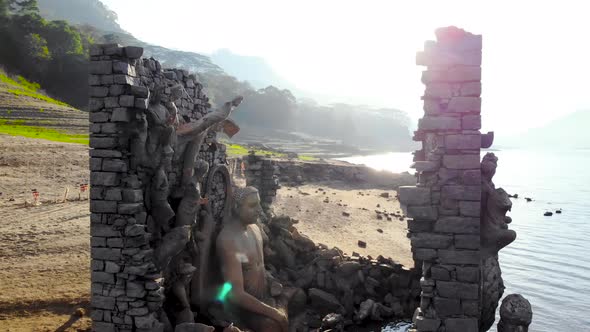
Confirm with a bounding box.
[380,192,390,198]
[555,209,562,214]
[342,212,350,217]
[377,228,383,233]
[525,197,533,202]
[544,211,553,216]
[358,240,367,248]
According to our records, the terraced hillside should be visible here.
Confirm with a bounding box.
[0,69,88,141]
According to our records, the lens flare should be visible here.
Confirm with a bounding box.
[216,282,233,302]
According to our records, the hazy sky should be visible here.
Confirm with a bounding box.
[101,0,590,135]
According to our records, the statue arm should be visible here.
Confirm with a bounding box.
[216,236,285,325]
[176,96,243,138]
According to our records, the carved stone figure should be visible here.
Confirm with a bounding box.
[480,152,517,331]
[208,186,289,332]
[497,294,533,332]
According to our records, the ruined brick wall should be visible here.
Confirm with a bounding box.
[399,27,483,332]
[243,154,280,211]
[88,43,226,331]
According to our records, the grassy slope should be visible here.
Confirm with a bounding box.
[0,69,315,159]
[0,68,90,144]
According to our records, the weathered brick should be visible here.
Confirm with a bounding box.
[122,189,143,203]
[425,83,452,98]
[114,74,138,85]
[124,46,144,59]
[92,271,115,284]
[411,233,452,249]
[88,98,105,112]
[413,248,437,261]
[111,108,133,122]
[90,137,118,149]
[456,266,479,283]
[90,86,109,97]
[118,203,143,215]
[459,82,481,96]
[439,250,479,265]
[90,172,120,186]
[445,135,481,150]
[398,186,431,205]
[412,161,439,172]
[462,300,479,316]
[434,297,461,317]
[462,115,481,130]
[430,266,451,281]
[93,322,115,332]
[415,316,441,331]
[416,49,482,67]
[130,85,149,97]
[102,159,127,172]
[108,84,125,96]
[119,95,135,107]
[92,295,116,310]
[89,111,110,123]
[90,158,102,171]
[442,154,481,169]
[90,149,122,158]
[455,235,480,249]
[419,116,461,131]
[442,185,480,201]
[437,281,478,300]
[92,248,121,261]
[90,224,120,237]
[445,318,478,332]
[90,200,117,213]
[459,200,481,217]
[104,97,119,108]
[113,61,136,76]
[461,170,481,185]
[407,205,438,221]
[447,97,481,113]
[135,98,149,109]
[435,216,480,234]
[100,123,118,134]
[407,219,434,232]
[104,188,122,201]
[89,61,112,74]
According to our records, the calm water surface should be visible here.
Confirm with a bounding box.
[340,149,590,332]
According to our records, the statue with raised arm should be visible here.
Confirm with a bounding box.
[211,186,289,332]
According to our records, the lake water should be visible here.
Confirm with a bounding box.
[339,149,590,332]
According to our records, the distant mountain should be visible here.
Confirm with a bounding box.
[38,0,224,75]
[497,110,590,149]
[38,0,125,34]
[211,49,292,89]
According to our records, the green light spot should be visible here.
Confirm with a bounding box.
[216,282,232,302]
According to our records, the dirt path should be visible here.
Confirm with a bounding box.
[273,183,414,267]
[0,134,91,331]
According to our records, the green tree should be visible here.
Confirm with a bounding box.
[0,0,9,18]
[9,0,38,15]
[42,20,84,56]
[24,32,50,60]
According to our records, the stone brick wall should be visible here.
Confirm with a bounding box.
[243,154,280,211]
[88,43,225,332]
[399,27,483,332]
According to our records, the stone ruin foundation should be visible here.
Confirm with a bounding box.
[88,27,528,332]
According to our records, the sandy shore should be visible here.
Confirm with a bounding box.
[273,183,413,268]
